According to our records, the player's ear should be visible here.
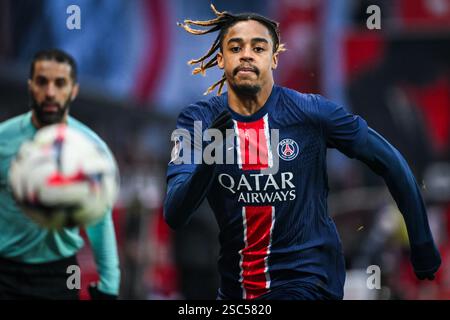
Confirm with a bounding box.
[217,51,224,69]
[71,83,79,101]
[27,79,32,91]
[271,51,279,70]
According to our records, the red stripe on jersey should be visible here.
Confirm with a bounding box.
[236,118,269,170]
[240,206,274,300]
[235,116,274,298]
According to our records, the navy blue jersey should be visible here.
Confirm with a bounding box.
[165,85,440,300]
[167,85,368,299]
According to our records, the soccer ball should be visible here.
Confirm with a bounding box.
[9,123,119,229]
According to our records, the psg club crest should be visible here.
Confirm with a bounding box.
[277,138,299,161]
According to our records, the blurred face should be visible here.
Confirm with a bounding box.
[217,20,278,96]
[28,60,79,128]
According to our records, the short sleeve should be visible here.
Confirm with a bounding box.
[315,95,368,158]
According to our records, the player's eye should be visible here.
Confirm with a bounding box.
[254,47,265,53]
[35,77,48,86]
[230,46,241,53]
[55,79,67,88]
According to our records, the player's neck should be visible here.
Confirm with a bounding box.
[31,111,69,129]
[31,112,44,129]
[227,81,273,116]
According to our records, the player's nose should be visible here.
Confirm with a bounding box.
[45,82,56,98]
[240,47,254,61]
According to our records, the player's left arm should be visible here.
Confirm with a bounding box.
[353,128,441,280]
[85,210,121,298]
[81,132,121,299]
[315,95,441,280]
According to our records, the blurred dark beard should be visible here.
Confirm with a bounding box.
[230,82,262,97]
[231,65,261,97]
[30,95,71,126]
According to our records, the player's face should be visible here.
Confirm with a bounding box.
[217,20,278,96]
[28,60,79,128]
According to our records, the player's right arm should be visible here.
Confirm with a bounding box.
[164,107,233,229]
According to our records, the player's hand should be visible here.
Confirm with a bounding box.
[209,110,234,137]
[88,283,118,300]
[198,110,234,154]
[410,242,441,281]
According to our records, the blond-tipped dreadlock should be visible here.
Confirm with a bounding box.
[178,4,286,95]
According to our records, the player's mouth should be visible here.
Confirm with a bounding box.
[234,66,259,76]
[42,103,60,112]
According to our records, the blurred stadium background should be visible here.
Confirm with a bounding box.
[0,0,449,300]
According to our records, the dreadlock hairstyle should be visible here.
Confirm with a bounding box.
[178,4,286,95]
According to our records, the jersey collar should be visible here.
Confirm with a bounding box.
[224,85,280,122]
